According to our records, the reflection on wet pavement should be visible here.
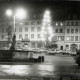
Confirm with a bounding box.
[0,55,79,78]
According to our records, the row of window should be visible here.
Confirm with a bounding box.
[1,27,41,33]
[0,21,41,27]
[67,28,79,34]
[67,21,79,26]
[55,29,64,33]
[53,36,80,41]
[66,36,80,41]
[55,28,80,34]
[1,34,41,40]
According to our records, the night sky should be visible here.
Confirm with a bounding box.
[0,0,80,21]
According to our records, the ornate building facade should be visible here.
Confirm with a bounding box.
[0,19,80,50]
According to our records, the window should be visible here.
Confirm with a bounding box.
[31,27,34,32]
[58,36,61,41]
[71,36,74,41]
[19,27,22,32]
[60,22,63,26]
[60,29,63,33]
[25,27,28,32]
[53,36,57,41]
[79,36,80,41]
[71,21,74,26]
[75,36,78,41]
[66,45,69,49]
[58,36,64,41]
[67,22,70,26]
[37,43,41,48]
[75,21,78,26]
[1,35,4,39]
[56,23,58,26]
[67,29,70,33]
[31,43,35,48]
[37,34,40,38]
[37,27,41,31]
[66,36,70,41]
[55,29,58,33]
[71,29,74,33]
[61,36,64,41]
[24,22,29,25]
[2,28,4,33]
[31,34,34,38]
[31,21,35,25]
[75,29,78,33]
[25,34,28,38]
[37,21,41,24]
[19,34,22,39]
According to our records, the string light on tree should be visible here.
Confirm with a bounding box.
[41,9,53,48]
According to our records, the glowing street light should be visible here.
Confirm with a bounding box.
[6,8,26,49]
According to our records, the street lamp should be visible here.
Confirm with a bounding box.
[6,8,26,49]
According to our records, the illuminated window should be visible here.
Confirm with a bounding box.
[56,23,58,26]
[60,22,63,26]
[66,36,70,41]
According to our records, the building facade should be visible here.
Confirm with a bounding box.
[0,19,80,50]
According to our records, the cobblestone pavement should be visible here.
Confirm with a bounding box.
[0,55,79,79]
